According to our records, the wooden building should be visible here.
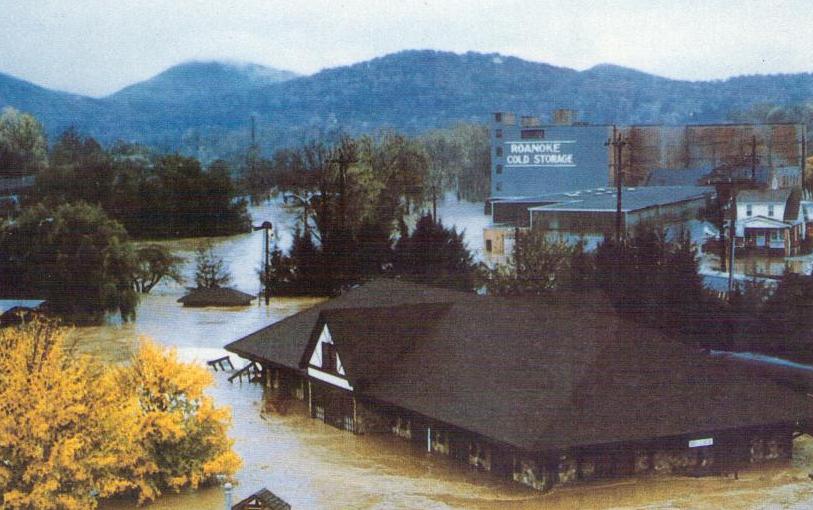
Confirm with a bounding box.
[226,279,813,492]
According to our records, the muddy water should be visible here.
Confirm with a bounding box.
[66,195,813,509]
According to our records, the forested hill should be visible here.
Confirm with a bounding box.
[2,50,813,157]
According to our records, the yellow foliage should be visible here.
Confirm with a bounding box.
[0,321,139,509]
[115,338,241,504]
[0,322,240,509]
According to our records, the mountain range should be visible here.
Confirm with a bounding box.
[2,50,813,159]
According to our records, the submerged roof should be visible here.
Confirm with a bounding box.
[317,293,813,451]
[177,287,255,307]
[232,488,290,510]
[0,299,45,314]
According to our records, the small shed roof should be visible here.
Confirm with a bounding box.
[177,287,255,307]
[232,488,291,510]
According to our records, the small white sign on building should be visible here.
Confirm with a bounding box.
[688,437,714,448]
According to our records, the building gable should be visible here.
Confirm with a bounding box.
[306,324,352,391]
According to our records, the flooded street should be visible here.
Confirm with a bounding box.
[64,196,813,509]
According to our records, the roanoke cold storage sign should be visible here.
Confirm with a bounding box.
[505,141,576,167]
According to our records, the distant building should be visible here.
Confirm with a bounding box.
[226,279,813,493]
[484,186,713,263]
[0,175,35,217]
[489,112,804,203]
[735,189,806,256]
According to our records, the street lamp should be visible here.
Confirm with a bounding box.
[253,221,273,305]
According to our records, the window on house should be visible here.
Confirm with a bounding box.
[321,342,336,372]
[494,112,502,122]
[495,182,503,192]
[496,146,503,157]
[768,205,775,217]
[485,239,493,252]
[521,129,544,140]
[495,128,503,139]
[496,164,503,174]
[746,204,752,216]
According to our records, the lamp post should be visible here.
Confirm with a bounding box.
[224,482,233,510]
[253,221,273,305]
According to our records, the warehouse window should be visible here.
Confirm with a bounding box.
[495,128,503,138]
[521,129,544,139]
[496,146,503,157]
[496,164,503,174]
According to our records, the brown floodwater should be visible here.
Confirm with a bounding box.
[62,197,813,509]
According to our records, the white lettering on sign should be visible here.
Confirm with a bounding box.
[504,141,576,167]
[688,438,713,448]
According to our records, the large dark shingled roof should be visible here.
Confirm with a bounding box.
[227,279,813,452]
[225,279,478,369]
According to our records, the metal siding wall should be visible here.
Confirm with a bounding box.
[491,122,613,197]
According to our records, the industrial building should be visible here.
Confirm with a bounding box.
[226,279,813,493]
[490,111,805,202]
[484,186,714,263]
[485,111,805,265]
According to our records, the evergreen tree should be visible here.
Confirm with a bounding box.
[393,213,476,291]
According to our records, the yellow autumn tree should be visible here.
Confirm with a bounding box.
[0,320,138,510]
[0,322,240,509]
[116,339,241,504]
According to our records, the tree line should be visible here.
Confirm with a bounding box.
[483,227,813,363]
[241,123,490,204]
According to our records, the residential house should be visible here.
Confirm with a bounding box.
[735,189,806,255]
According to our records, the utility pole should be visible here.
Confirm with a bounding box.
[606,129,627,243]
[801,125,807,192]
[728,194,737,296]
[253,221,273,305]
[751,135,757,181]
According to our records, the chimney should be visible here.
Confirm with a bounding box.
[553,109,577,126]
[520,115,541,128]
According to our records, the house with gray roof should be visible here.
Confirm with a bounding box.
[735,188,806,255]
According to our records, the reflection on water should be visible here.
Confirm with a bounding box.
[64,196,813,509]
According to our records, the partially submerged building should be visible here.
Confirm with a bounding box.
[484,186,713,263]
[486,112,804,265]
[226,279,813,492]
[177,287,255,307]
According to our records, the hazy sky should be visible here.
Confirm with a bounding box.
[1,0,811,97]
